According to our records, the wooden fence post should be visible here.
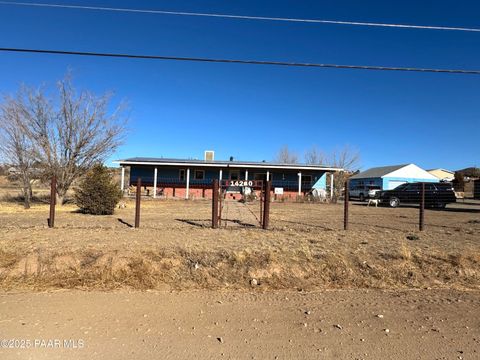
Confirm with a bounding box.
[135,177,141,228]
[212,179,219,228]
[48,175,56,228]
[259,187,263,226]
[344,180,349,230]
[419,182,425,231]
[262,180,271,230]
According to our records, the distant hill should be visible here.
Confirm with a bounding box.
[456,167,480,178]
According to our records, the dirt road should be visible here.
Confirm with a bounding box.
[1,289,479,359]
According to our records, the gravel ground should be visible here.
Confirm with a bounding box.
[0,289,479,360]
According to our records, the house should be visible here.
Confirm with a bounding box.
[349,164,439,191]
[114,153,342,199]
[427,168,455,182]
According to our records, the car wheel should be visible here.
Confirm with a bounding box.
[359,194,365,202]
[389,197,400,208]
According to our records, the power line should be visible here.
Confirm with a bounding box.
[1,47,479,75]
[1,1,480,33]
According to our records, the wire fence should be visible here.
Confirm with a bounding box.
[37,176,480,233]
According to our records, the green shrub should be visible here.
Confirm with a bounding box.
[74,164,123,215]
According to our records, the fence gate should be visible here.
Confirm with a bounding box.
[212,179,271,229]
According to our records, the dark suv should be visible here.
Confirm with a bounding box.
[379,182,456,208]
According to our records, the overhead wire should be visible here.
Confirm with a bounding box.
[0,1,479,33]
[0,47,479,75]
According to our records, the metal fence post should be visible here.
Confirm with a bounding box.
[135,177,141,228]
[212,179,219,228]
[344,180,349,230]
[262,180,271,230]
[48,175,56,228]
[419,182,425,231]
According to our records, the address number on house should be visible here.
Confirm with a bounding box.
[227,180,254,187]
[221,180,263,188]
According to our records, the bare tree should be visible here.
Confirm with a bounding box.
[15,77,128,205]
[275,145,299,164]
[0,96,36,208]
[329,145,361,199]
[304,146,326,165]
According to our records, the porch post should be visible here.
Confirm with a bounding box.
[153,167,158,198]
[186,168,190,199]
[298,172,302,195]
[120,166,125,191]
[245,169,249,180]
[219,169,223,181]
[330,173,334,199]
[266,171,270,181]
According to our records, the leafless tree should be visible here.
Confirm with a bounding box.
[304,146,326,165]
[275,145,299,164]
[329,145,361,199]
[0,95,37,208]
[10,77,128,205]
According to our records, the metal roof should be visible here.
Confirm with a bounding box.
[114,157,342,172]
[350,164,409,179]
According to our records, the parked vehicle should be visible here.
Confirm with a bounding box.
[349,184,382,201]
[379,182,456,208]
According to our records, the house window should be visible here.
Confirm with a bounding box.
[254,173,272,181]
[302,175,312,183]
[230,171,239,180]
[194,170,205,180]
[179,169,185,181]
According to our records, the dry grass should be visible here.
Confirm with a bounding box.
[0,241,479,292]
[0,191,479,291]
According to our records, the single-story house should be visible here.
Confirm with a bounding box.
[349,164,439,190]
[427,168,455,182]
[114,154,342,199]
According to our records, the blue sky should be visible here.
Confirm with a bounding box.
[0,0,479,170]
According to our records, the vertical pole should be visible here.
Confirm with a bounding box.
[419,182,425,231]
[48,175,56,228]
[135,177,141,228]
[344,180,349,230]
[186,168,190,199]
[298,172,302,196]
[266,171,270,181]
[330,173,334,199]
[153,167,158,198]
[218,188,223,227]
[212,179,219,228]
[263,180,271,230]
[245,170,249,181]
[120,167,125,192]
[219,169,223,181]
[259,186,263,226]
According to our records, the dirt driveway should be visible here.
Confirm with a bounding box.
[0,289,479,360]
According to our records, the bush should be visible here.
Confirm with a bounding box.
[74,164,123,215]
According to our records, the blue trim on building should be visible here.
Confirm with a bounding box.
[349,176,438,191]
[382,177,438,190]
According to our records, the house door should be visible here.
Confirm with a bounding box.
[229,171,240,180]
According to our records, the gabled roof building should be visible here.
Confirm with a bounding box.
[349,164,439,190]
